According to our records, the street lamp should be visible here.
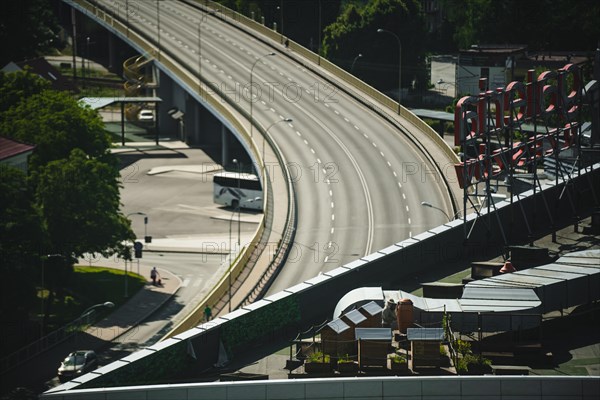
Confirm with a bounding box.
[262,118,293,170]
[228,196,261,313]
[420,201,452,222]
[351,53,363,74]
[249,52,276,138]
[79,301,115,323]
[126,212,148,239]
[377,28,402,112]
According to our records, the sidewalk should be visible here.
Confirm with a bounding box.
[85,264,181,343]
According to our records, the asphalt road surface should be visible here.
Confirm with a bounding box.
[95,0,455,295]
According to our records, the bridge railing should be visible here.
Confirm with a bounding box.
[185,0,458,166]
[68,0,281,333]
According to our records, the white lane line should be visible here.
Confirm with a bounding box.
[402,193,406,200]
[324,103,330,108]
[329,190,333,196]
[303,139,308,145]
[363,133,369,139]
[260,100,266,105]
[393,171,397,177]
[331,202,334,208]
[334,109,340,115]
[181,278,190,287]
[354,125,360,130]
[331,214,335,221]
[269,107,276,113]
[279,115,285,120]
[331,227,335,234]
[408,218,412,225]
[398,182,403,188]
[387,161,392,167]
[310,148,315,154]
[344,117,350,122]
[406,205,410,212]
[372,142,378,147]
[380,151,385,157]
[296,131,301,136]
[317,158,322,164]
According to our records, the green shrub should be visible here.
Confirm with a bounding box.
[308,351,330,363]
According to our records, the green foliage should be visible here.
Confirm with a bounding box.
[0,0,60,66]
[455,339,471,356]
[322,0,427,91]
[0,90,113,173]
[36,149,133,258]
[441,0,599,51]
[308,351,331,363]
[0,165,42,324]
[389,353,407,364]
[337,354,354,363]
[221,294,301,358]
[0,69,51,114]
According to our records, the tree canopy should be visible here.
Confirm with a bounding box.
[322,0,427,92]
[0,71,133,338]
[0,0,60,66]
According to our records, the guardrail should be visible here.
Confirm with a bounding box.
[184,0,460,212]
[68,0,290,336]
[186,0,459,166]
[0,312,98,376]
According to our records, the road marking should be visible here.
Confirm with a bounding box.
[334,110,339,115]
[331,227,335,234]
[387,161,392,167]
[329,190,333,196]
[324,256,329,263]
[406,205,410,212]
[181,278,190,287]
[393,171,397,177]
[372,142,377,147]
[398,182,402,188]
[331,202,334,208]
[354,125,360,130]
[344,117,350,122]
[310,148,315,154]
[303,139,308,145]
[193,278,204,287]
[317,158,322,164]
[331,214,335,221]
[380,151,385,157]
[408,218,412,225]
[402,193,406,200]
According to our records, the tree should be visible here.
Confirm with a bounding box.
[0,90,114,174]
[0,69,51,114]
[36,149,134,327]
[0,165,44,350]
[36,149,133,259]
[322,0,427,93]
[0,0,60,66]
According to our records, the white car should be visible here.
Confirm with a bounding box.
[138,109,155,122]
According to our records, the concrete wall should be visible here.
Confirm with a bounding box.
[43,376,600,399]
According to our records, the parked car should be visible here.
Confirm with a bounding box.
[57,350,98,383]
[138,109,155,122]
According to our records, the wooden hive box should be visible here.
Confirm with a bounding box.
[355,328,391,369]
[358,301,383,328]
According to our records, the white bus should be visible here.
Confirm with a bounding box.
[213,171,263,211]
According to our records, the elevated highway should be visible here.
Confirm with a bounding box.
[83,0,457,295]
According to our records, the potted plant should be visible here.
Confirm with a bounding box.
[457,354,492,375]
[304,351,331,374]
[389,353,409,374]
[336,354,358,374]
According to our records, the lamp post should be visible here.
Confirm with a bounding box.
[227,196,261,313]
[126,211,148,238]
[377,28,402,112]
[262,118,292,170]
[79,301,115,324]
[436,78,457,98]
[420,201,452,222]
[351,53,363,74]
[250,53,276,138]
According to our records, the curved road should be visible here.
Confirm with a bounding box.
[96,0,454,294]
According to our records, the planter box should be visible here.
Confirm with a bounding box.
[337,362,359,374]
[304,362,331,374]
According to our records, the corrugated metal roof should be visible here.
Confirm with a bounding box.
[0,137,35,160]
[355,328,391,341]
[407,328,444,341]
[344,309,367,325]
[537,263,600,276]
[360,301,382,317]
[325,318,350,334]
[462,286,539,302]
[78,97,162,110]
